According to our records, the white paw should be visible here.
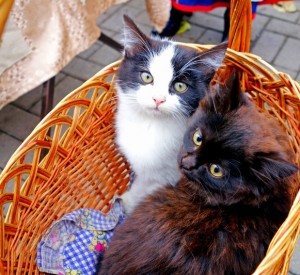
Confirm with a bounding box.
[120,192,134,214]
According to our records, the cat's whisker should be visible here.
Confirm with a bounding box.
[180,102,195,117]
[171,110,187,125]
[175,58,222,79]
[117,18,227,215]
[195,179,216,204]
[104,19,297,273]
[175,55,200,77]
[209,93,218,115]
[250,167,272,184]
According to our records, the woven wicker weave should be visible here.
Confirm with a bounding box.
[0,0,300,274]
[0,0,14,39]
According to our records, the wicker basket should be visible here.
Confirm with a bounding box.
[0,0,14,39]
[1,0,300,274]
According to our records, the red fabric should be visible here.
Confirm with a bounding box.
[172,0,286,13]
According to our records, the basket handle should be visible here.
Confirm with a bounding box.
[228,0,252,52]
[0,0,14,40]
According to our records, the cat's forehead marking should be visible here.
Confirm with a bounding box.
[148,45,175,89]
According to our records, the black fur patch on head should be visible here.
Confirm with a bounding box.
[178,73,298,206]
[117,38,171,92]
[169,42,227,116]
[117,15,227,117]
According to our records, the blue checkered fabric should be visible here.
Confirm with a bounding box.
[37,200,125,275]
[64,230,99,273]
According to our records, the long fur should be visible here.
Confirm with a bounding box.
[100,74,298,274]
[116,15,227,213]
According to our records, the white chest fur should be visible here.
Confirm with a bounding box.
[116,100,185,184]
[115,45,187,213]
[115,97,186,213]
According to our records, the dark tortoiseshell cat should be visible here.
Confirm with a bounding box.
[100,74,298,275]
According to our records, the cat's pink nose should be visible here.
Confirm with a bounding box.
[181,155,196,170]
[153,97,166,108]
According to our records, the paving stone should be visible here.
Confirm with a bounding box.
[29,100,44,117]
[296,73,300,84]
[0,133,22,169]
[135,10,152,26]
[78,41,102,59]
[257,4,300,23]
[29,76,84,116]
[88,44,122,67]
[62,57,102,81]
[175,24,206,44]
[126,0,147,11]
[197,29,223,44]
[274,38,300,71]
[11,73,66,112]
[111,30,125,44]
[190,12,225,32]
[53,76,84,104]
[290,237,300,275]
[55,72,68,84]
[251,30,285,63]
[208,7,227,17]
[100,4,142,31]
[272,65,298,79]
[12,85,43,111]
[96,3,124,25]
[98,28,123,52]
[251,14,270,42]
[267,18,300,39]
[0,104,40,141]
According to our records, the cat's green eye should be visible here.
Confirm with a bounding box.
[192,129,203,146]
[174,82,188,93]
[209,164,224,178]
[140,72,153,84]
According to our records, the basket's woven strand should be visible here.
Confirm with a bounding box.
[227,1,300,274]
[0,1,300,274]
[228,0,251,52]
[0,0,14,39]
[0,62,130,274]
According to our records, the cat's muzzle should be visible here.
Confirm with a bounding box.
[179,155,196,171]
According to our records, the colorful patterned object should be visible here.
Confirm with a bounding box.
[37,200,125,275]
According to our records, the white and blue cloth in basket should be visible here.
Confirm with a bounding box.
[37,200,125,275]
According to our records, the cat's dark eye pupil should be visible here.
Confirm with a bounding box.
[174,81,188,93]
[213,166,220,173]
[196,136,202,142]
[209,164,224,178]
[140,72,153,84]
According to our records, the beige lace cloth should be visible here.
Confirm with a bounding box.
[0,0,170,110]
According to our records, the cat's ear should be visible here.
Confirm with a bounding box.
[122,15,151,57]
[198,42,228,79]
[208,73,248,114]
[251,152,298,183]
[221,73,248,111]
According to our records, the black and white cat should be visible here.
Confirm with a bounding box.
[115,15,227,213]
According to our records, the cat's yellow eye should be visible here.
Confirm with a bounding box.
[174,82,188,93]
[209,164,224,178]
[140,72,153,84]
[192,129,203,146]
